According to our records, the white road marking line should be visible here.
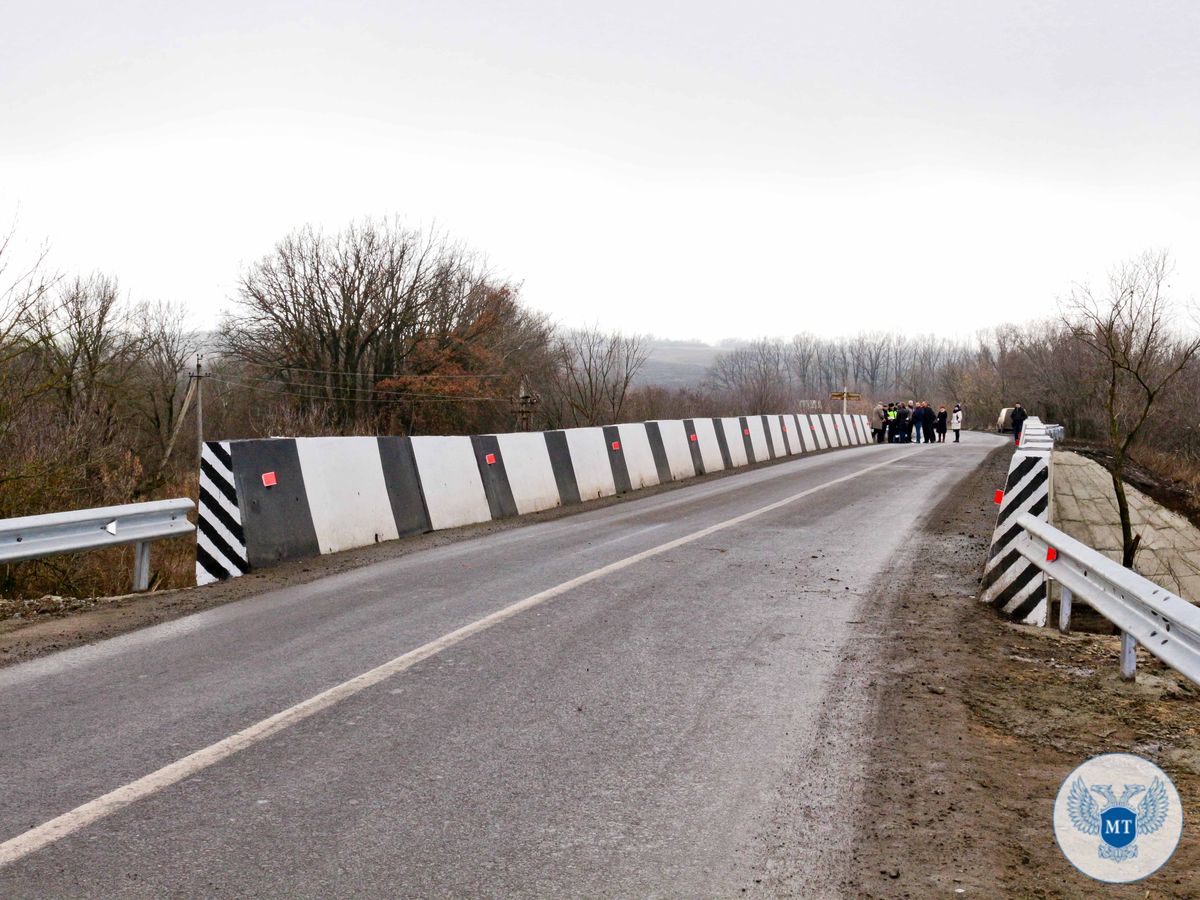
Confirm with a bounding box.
[0,449,918,868]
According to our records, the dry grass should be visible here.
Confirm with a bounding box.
[0,470,199,607]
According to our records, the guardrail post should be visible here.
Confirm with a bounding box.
[1120,631,1137,681]
[133,541,151,593]
[1058,585,1072,634]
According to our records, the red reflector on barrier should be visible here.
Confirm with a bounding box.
[993,489,1004,504]
[1046,547,1058,562]
[689,434,697,442]
[485,453,496,465]
[743,428,750,436]
[782,424,788,431]
[611,441,621,451]
[262,471,277,487]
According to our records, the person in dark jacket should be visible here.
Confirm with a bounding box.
[935,406,948,442]
[923,401,936,444]
[911,402,925,443]
[894,403,910,442]
[1011,403,1028,446]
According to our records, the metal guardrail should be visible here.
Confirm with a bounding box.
[0,499,195,592]
[1014,512,1200,686]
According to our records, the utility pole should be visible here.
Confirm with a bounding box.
[195,354,204,463]
[512,376,540,431]
[842,385,848,416]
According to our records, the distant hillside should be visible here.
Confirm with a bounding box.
[637,340,720,388]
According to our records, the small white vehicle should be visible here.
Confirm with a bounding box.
[997,407,1014,433]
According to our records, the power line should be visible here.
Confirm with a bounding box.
[208,375,504,404]
[243,363,512,380]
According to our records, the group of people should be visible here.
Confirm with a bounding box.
[871,401,964,444]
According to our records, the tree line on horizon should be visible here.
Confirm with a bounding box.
[1,217,1196,597]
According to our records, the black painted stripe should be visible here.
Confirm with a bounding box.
[981,548,1021,591]
[207,441,233,470]
[682,419,705,475]
[1004,455,1038,491]
[1010,584,1048,621]
[197,515,249,572]
[196,543,231,582]
[198,483,245,544]
[996,468,1048,527]
[544,431,582,506]
[760,415,777,459]
[200,457,239,508]
[777,416,794,454]
[644,422,674,483]
[989,559,1039,609]
[231,439,321,568]
[471,434,519,519]
[712,418,733,469]
[738,416,756,464]
[986,493,1049,562]
[602,425,633,493]
[377,436,433,536]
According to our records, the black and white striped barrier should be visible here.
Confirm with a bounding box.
[980,417,1053,625]
[196,413,873,585]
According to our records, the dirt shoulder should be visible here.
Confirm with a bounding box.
[0,442,857,668]
[844,444,1200,898]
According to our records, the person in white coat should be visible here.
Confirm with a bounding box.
[951,405,964,443]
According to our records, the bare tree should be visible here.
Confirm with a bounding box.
[707,338,793,413]
[549,328,649,426]
[1065,251,1200,567]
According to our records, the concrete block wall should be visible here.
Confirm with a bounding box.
[196,413,874,585]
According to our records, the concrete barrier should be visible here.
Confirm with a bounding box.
[823,414,845,448]
[616,423,660,490]
[981,417,1052,626]
[655,420,699,480]
[410,436,493,530]
[197,406,881,583]
[808,415,830,449]
[777,415,800,455]
[793,415,816,452]
[494,432,561,515]
[765,415,786,458]
[296,437,401,554]
[562,427,618,500]
[720,418,750,467]
[690,418,725,474]
[745,415,770,461]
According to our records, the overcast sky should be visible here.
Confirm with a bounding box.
[3,1,1198,342]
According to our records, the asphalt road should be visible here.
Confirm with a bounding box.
[0,434,1007,898]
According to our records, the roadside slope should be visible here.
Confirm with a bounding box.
[844,445,1200,898]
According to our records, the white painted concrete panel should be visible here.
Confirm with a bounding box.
[616,424,660,489]
[494,432,560,515]
[720,418,749,467]
[691,418,725,472]
[295,437,400,554]
[563,427,617,500]
[794,415,815,452]
[654,420,697,480]
[766,415,786,457]
[746,416,770,461]
[783,415,803,454]
[410,436,493,530]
